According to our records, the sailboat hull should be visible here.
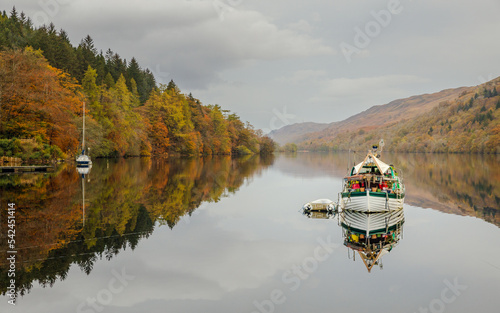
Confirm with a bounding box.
[76,162,92,167]
[76,155,92,168]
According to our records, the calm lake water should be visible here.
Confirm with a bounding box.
[1,153,499,313]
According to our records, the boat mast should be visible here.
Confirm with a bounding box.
[82,101,85,154]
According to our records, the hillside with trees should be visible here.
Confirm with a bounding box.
[0,8,274,162]
[270,87,470,145]
[298,78,500,153]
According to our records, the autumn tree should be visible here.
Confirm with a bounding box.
[0,9,274,159]
[0,47,80,155]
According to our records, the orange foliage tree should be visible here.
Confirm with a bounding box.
[0,47,81,154]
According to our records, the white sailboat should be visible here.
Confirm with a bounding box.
[76,101,92,170]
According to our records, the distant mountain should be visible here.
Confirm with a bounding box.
[313,86,471,137]
[299,77,500,153]
[272,86,471,146]
[268,122,329,145]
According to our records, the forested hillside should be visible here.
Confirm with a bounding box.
[270,87,469,145]
[299,78,500,153]
[0,8,274,161]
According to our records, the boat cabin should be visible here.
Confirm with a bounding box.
[344,153,402,194]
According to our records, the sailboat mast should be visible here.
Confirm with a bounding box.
[82,101,85,153]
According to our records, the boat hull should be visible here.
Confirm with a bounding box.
[340,209,405,235]
[340,190,404,212]
[76,154,92,168]
[303,199,336,211]
[76,161,92,166]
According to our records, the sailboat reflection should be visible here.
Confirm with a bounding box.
[340,209,404,272]
[77,165,91,227]
[77,161,92,176]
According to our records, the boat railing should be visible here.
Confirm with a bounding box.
[343,176,403,194]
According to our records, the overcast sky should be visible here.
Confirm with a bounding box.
[5,0,500,132]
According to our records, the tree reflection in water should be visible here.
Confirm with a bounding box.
[0,155,274,296]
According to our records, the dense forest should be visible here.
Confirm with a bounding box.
[298,78,500,153]
[0,7,274,161]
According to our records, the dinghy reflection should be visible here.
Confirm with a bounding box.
[340,209,404,272]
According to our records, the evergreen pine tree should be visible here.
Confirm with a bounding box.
[108,53,127,81]
[167,79,178,93]
[10,6,18,22]
[19,11,26,24]
[127,57,142,93]
[140,69,156,103]
[53,29,76,74]
[94,52,107,85]
[76,35,98,81]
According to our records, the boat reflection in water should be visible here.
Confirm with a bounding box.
[301,199,405,272]
[340,209,404,272]
[77,164,92,227]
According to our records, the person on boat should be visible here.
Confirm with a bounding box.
[351,181,360,190]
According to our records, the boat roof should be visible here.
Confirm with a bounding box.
[353,153,391,175]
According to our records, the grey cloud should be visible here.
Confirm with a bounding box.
[2,0,499,128]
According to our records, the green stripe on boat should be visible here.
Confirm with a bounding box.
[341,192,405,199]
